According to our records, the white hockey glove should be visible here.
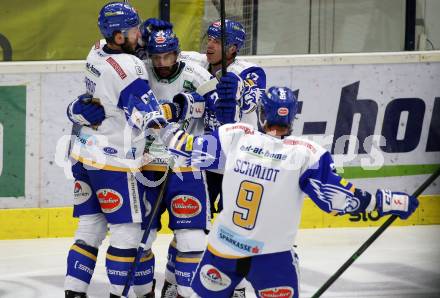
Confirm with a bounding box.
[375,189,419,219]
[172,92,205,120]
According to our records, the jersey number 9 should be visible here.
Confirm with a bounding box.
[233,180,264,230]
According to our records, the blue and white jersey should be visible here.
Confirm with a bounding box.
[142,60,212,172]
[180,51,266,132]
[165,123,375,257]
[147,60,212,135]
[70,40,159,171]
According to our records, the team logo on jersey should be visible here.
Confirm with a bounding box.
[73,181,92,205]
[97,189,123,213]
[258,287,294,298]
[199,265,231,291]
[277,107,289,116]
[106,57,127,79]
[308,178,359,213]
[170,195,201,218]
[218,226,264,254]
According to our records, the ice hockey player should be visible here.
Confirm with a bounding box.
[157,86,419,298]
[181,19,266,131]
[138,27,214,298]
[64,2,166,297]
[181,18,266,297]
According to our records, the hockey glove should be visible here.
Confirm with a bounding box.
[172,92,205,120]
[216,72,244,102]
[214,97,240,124]
[160,102,181,123]
[375,189,419,219]
[67,93,105,127]
[126,94,168,130]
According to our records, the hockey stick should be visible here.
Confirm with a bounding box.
[311,166,440,298]
[220,0,227,77]
[122,160,175,297]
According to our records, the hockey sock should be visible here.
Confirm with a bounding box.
[165,240,178,284]
[65,242,98,292]
[133,250,156,296]
[106,246,137,295]
[175,251,203,297]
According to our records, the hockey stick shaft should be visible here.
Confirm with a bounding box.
[220,0,227,77]
[122,166,173,297]
[311,166,440,298]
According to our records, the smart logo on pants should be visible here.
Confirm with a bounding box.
[171,195,201,218]
[97,189,123,213]
[258,287,294,298]
[199,265,231,291]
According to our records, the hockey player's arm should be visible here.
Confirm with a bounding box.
[298,151,418,219]
[159,124,225,170]
[168,77,218,121]
[239,66,266,114]
[118,78,166,130]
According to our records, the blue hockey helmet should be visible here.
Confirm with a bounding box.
[98,2,141,38]
[207,19,246,51]
[147,29,180,54]
[258,86,299,133]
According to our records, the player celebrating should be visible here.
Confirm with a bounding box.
[138,28,213,298]
[64,2,166,297]
[181,19,266,297]
[181,19,266,131]
[157,86,419,298]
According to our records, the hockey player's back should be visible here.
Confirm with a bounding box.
[208,123,319,257]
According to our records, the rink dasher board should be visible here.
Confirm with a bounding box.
[0,51,439,239]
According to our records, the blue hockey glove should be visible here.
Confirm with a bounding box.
[126,94,167,130]
[140,18,173,42]
[216,72,244,101]
[214,97,239,124]
[67,93,105,127]
[173,92,205,121]
[376,189,419,219]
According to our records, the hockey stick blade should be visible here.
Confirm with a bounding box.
[311,166,440,298]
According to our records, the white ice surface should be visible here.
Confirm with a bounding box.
[0,226,439,297]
